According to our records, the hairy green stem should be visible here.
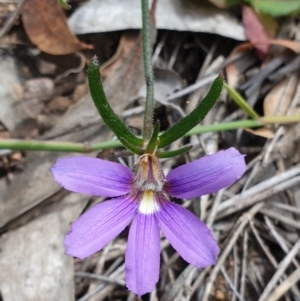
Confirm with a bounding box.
[2,117,300,153]
[0,119,264,153]
[0,139,122,153]
[141,0,154,140]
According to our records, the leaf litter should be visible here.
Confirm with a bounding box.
[0,1,300,301]
[22,0,93,55]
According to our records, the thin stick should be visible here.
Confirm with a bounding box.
[231,244,239,301]
[250,220,278,268]
[240,230,249,298]
[249,261,264,293]
[190,267,211,298]
[206,188,224,228]
[220,266,246,301]
[162,250,175,283]
[75,272,125,286]
[264,216,300,268]
[260,207,300,230]
[77,264,125,301]
[217,167,300,218]
[263,268,300,301]
[201,203,263,301]
[272,203,300,215]
[259,239,300,301]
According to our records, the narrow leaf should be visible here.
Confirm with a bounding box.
[158,74,223,148]
[119,138,144,155]
[145,121,160,153]
[223,82,259,119]
[88,57,145,147]
[157,145,193,158]
[187,120,263,135]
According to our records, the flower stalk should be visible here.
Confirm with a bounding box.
[141,0,154,140]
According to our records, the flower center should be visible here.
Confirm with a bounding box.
[138,190,160,214]
[132,153,166,214]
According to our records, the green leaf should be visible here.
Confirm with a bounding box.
[145,121,160,153]
[223,82,259,119]
[88,56,145,148]
[157,145,193,158]
[119,138,144,156]
[246,0,300,16]
[158,74,223,148]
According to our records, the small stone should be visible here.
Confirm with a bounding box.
[215,290,225,300]
[10,152,22,161]
[23,78,55,101]
[37,59,57,75]
[37,114,59,132]
[47,96,72,112]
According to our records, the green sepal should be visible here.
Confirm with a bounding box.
[145,121,160,153]
[158,74,223,148]
[88,56,145,147]
[119,138,144,156]
[156,145,193,158]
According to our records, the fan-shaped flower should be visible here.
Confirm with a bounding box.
[51,147,246,296]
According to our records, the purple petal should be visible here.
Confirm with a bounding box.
[51,156,133,197]
[125,213,160,297]
[157,201,219,268]
[166,147,246,199]
[65,196,137,259]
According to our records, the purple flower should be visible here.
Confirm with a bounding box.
[51,147,246,296]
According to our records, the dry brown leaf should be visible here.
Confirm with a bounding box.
[226,39,300,87]
[244,127,275,138]
[99,32,145,106]
[21,0,93,55]
[264,77,298,116]
[234,39,300,53]
[244,74,299,139]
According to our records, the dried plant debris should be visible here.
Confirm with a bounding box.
[22,0,93,55]
[68,0,245,40]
